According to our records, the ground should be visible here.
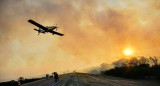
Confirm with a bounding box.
[22,73,160,86]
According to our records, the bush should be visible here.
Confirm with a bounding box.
[0,78,42,86]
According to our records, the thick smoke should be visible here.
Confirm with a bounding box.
[0,0,160,82]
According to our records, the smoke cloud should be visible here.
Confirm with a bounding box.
[0,0,160,82]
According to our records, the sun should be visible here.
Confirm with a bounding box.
[124,49,132,56]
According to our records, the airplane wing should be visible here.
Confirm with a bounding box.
[28,19,47,31]
[49,30,64,36]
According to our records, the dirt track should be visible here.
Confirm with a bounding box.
[23,73,160,86]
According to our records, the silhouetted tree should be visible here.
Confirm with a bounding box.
[149,56,159,66]
[138,56,149,65]
[129,57,139,67]
[18,77,24,82]
[113,58,128,67]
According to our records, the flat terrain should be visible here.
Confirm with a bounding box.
[22,73,160,86]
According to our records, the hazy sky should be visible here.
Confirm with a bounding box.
[0,0,160,82]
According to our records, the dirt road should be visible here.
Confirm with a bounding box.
[22,73,160,86]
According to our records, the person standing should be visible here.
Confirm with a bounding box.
[18,80,21,86]
[53,72,59,82]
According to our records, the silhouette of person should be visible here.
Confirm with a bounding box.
[53,72,59,82]
[18,80,21,86]
[46,74,49,79]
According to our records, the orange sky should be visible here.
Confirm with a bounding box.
[0,0,160,82]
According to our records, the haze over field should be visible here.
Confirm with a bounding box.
[0,0,160,82]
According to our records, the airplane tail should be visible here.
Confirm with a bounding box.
[34,29,40,35]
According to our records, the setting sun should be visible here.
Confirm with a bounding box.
[124,49,132,56]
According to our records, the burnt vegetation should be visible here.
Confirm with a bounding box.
[102,56,160,79]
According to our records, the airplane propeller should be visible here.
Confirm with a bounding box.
[56,24,58,31]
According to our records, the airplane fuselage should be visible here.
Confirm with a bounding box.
[34,26,58,34]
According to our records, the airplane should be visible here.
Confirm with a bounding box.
[28,19,64,36]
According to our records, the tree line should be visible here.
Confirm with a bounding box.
[102,56,160,79]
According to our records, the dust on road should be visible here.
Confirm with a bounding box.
[22,73,160,86]
[56,73,160,86]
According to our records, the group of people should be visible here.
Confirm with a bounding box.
[46,72,59,82]
[18,72,59,86]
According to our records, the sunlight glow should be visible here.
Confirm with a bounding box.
[124,49,132,56]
